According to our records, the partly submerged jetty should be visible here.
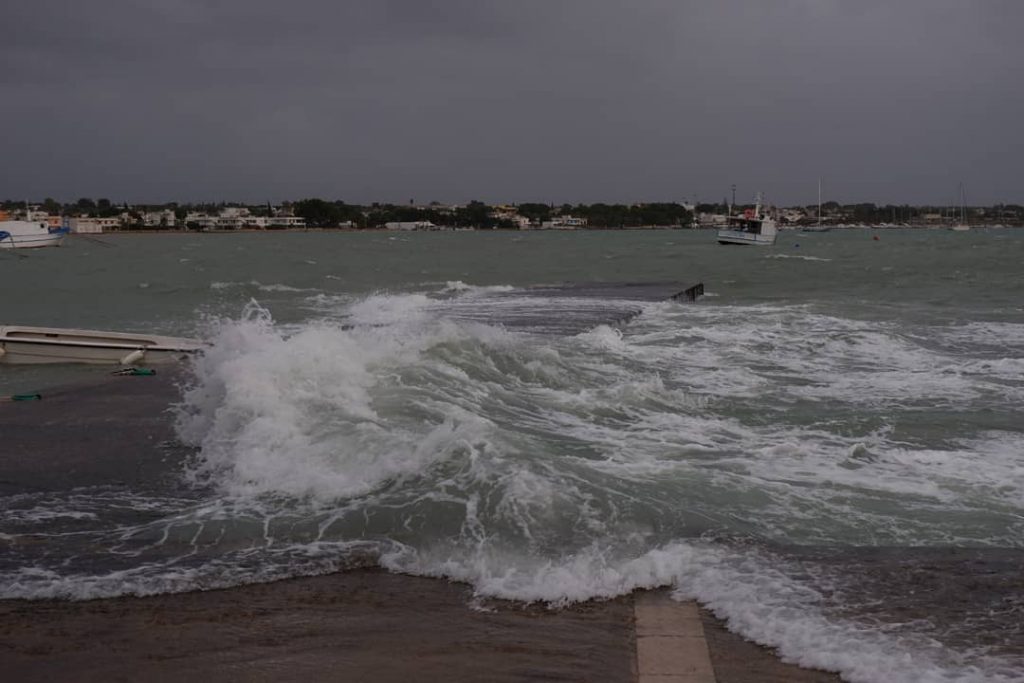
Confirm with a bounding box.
[441,281,705,335]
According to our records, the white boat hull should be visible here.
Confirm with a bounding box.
[0,326,204,365]
[0,233,66,249]
[717,229,776,246]
[0,221,68,249]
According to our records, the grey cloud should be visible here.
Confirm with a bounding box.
[1,0,1021,206]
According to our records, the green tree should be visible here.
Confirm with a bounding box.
[454,201,494,228]
[293,198,343,228]
[516,203,551,223]
[96,198,121,218]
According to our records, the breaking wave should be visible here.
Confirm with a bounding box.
[4,291,1024,682]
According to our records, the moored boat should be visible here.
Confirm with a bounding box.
[800,178,830,233]
[717,193,778,246]
[0,325,205,365]
[949,182,970,231]
[0,220,70,249]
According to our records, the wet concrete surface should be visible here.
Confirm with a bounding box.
[0,370,844,682]
[0,570,636,683]
[0,371,182,495]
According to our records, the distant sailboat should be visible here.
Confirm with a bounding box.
[801,178,829,233]
[950,183,969,231]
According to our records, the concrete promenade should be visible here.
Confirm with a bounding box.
[0,372,843,682]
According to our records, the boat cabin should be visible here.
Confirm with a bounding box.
[726,216,768,235]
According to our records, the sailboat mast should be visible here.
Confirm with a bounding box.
[817,178,822,228]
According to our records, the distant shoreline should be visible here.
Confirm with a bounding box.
[81,224,1023,236]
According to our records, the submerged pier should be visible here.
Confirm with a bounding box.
[440,281,705,335]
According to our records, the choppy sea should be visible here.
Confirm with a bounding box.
[2,229,1023,682]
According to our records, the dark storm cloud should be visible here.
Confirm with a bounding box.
[2,1,1021,205]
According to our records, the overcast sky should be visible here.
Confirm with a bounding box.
[2,1,1021,206]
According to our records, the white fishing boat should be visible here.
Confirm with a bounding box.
[0,326,205,365]
[717,193,778,246]
[0,220,70,249]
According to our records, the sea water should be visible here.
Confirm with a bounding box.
[1,229,1023,682]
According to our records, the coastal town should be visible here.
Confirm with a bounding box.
[2,197,1022,234]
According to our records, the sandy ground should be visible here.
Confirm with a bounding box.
[0,370,842,682]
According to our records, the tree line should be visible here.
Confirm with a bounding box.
[292,199,694,228]
[5,198,1024,228]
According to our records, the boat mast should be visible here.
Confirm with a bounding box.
[817,178,822,229]
[960,182,966,224]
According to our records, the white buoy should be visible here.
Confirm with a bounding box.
[0,346,6,359]
[120,348,145,365]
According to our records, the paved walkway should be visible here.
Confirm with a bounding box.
[635,593,716,682]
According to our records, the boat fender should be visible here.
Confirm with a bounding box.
[120,348,146,366]
[0,346,5,359]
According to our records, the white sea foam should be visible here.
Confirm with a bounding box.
[442,280,515,294]
[764,253,833,262]
[209,280,316,293]
[176,298,1024,544]
[384,540,1019,682]
[630,304,1024,408]
[178,304,480,500]
[8,291,1017,681]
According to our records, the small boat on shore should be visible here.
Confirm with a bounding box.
[0,220,70,249]
[0,326,204,365]
[717,193,778,246]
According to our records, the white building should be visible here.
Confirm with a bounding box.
[185,212,219,230]
[697,213,728,227]
[142,210,177,227]
[265,215,306,228]
[68,216,120,233]
[219,207,251,219]
[540,215,587,229]
[780,209,807,225]
[181,210,306,230]
[491,209,531,229]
